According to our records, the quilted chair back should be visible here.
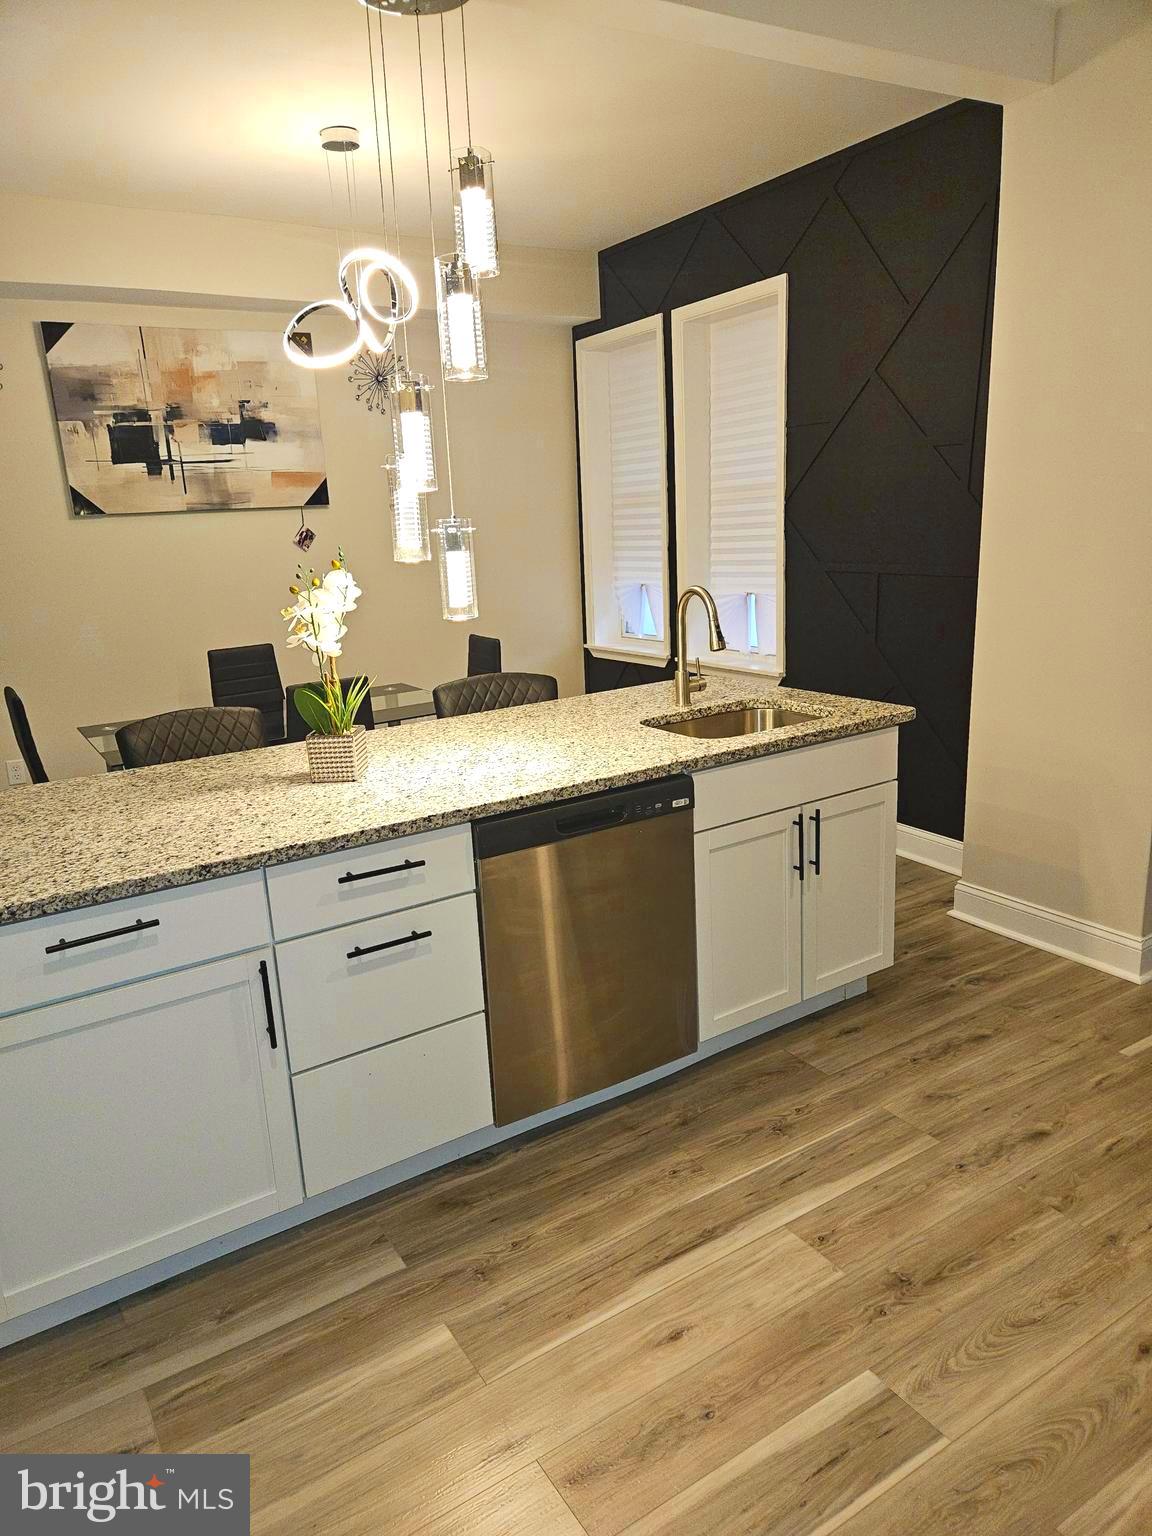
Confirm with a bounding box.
[432,672,558,720]
[116,706,265,769]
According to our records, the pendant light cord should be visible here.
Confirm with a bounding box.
[440,15,454,160]
[367,7,390,252]
[346,149,359,257]
[325,152,343,266]
[369,8,409,355]
[460,3,473,149]
[417,13,456,515]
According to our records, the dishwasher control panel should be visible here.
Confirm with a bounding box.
[635,787,692,819]
[474,775,695,859]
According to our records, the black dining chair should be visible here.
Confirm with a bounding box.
[284,677,375,743]
[207,644,285,743]
[4,686,48,784]
[433,672,558,719]
[467,634,503,676]
[115,707,265,769]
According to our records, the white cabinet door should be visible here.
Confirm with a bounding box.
[695,807,804,1040]
[802,781,897,996]
[0,952,302,1317]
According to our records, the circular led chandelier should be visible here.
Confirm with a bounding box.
[282,0,495,621]
[283,247,420,371]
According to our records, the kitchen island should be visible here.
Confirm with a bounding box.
[0,678,912,1344]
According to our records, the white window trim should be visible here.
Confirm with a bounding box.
[576,315,671,666]
[671,275,788,679]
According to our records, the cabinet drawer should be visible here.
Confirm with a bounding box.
[0,872,270,1018]
[265,824,474,940]
[293,1013,494,1196]
[692,729,898,833]
[276,892,484,1071]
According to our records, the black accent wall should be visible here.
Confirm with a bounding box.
[575,102,1001,841]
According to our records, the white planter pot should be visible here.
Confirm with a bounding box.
[305,725,369,784]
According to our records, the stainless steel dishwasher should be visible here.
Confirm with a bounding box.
[474,776,698,1125]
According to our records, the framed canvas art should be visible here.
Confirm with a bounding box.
[40,321,329,515]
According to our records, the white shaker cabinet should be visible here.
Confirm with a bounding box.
[695,807,804,1037]
[801,781,897,993]
[694,760,897,1042]
[0,951,301,1318]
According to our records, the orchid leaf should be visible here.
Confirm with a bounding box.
[294,684,335,735]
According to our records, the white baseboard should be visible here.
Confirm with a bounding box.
[896,822,964,875]
[951,880,1152,985]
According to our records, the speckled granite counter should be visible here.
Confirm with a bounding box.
[0,678,913,924]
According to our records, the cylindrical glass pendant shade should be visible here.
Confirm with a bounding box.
[387,465,431,564]
[435,254,488,382]
[389,372,437,492]
[452,148,499,279]
[433,516,479,620]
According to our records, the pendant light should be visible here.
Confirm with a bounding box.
[435,253,487,381]
[387,464,432,563]
[452,147,498,278]
[433,515,479,621]
[449,6,498,278]
[415,13,481,620]
[430,12,489,383]
[388,369,437,491]
[362,2,438,561]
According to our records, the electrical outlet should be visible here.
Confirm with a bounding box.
[6,759,29,788]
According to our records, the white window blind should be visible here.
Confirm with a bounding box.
[707,308,779,655]
[577,317,670,664]
[608,340,665,641]
[672,275,787,676]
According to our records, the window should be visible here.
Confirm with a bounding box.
[576,317,670,663]
[672,276,787,676]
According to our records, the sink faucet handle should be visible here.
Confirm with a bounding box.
[690,657,706,694]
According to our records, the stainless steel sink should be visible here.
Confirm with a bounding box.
[648,706,819,739]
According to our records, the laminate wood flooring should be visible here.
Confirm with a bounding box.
[4,859,1151,1535]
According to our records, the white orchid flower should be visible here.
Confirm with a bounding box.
[322,567,361,612]
[312,618,348,656]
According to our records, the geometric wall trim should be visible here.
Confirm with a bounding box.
[576,102,1002,840]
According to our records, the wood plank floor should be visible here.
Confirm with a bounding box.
[4,858,1152,1535]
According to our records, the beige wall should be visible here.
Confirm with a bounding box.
[0,192,599,324]
[961,19,1152,940]
[0,285,587,781]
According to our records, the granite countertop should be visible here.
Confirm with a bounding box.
[0,678,914,925]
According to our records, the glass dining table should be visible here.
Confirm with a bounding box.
[78,682,436,771]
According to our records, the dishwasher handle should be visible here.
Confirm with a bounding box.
[555,804,629,838]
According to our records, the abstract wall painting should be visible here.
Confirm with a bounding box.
[40,322,329,515]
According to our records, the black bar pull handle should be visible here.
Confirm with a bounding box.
[347,928,432,960]
[792,814,805,881]
[338,858,426,885]
[809,808,822,875]
[45,917,160,955]
[258,958,278,1050]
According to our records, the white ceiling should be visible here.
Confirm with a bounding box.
[0,0,951,251]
